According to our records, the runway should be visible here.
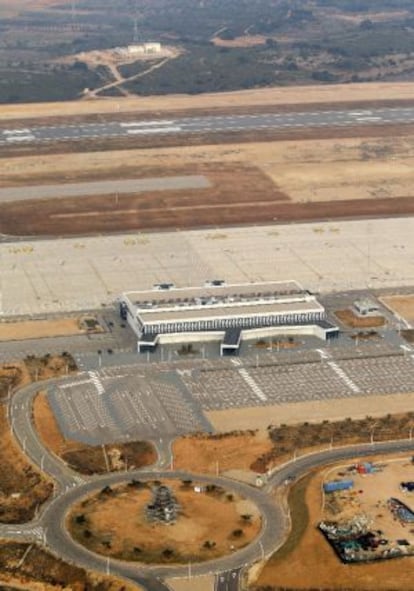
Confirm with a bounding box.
[1,106,414,146]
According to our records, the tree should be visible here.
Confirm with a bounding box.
[232,528,244,538]
[241,514,252,522]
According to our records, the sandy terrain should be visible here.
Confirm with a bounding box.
[0,317,100,341]
[256,456,414,590]
[0,402,53,522]
[34,391,86,456]
[1,82,414,120]
[33,393,156,473]
[206,392,414,432]
[173,431,272,475]
[69,480,261,563]
[381,295,414,324]
[2,135,413,202]
[322,458,414,544]
[2,133,414,235]
[166,574,215,591]
[334,309,386,328]
[211,35,267,48]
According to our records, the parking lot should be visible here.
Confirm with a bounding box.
[46,341,414,443]
[48,365,210,445]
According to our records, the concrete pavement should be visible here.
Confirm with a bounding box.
[2,374,414,591]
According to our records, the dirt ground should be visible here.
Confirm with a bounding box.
[172,431,273,475]
[69,479,261,563]
[0,316,103,341]
[0,404,53,523]
[255,455,414,590]
[23,354,77,382]
[166,574,215,591]
[206,392,414,432]
[174,414,414,476]
[381,295,414,324]
[335,309,386,329]
[0,540,138,591]
[322,458,414,550]
[3,131,414,235]
[1,82,414,120]
[0,363,30,400]
[33,392,156,474]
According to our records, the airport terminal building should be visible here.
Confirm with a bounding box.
[119,280,338,355]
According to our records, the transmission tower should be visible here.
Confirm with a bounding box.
[70,0,76,30]
[133,15,139,44]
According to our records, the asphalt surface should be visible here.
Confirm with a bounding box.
[0,175,211,204]
[1,106,413,146]
[3,376,414,591]
[215,568,241,591]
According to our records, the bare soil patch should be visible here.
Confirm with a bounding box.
[211,35,267,48]
[381,295,414,324]
[335,309,386,329]
[252,413,414,474]
[207,394,414,438]
[69,479,261,564]
[320,459,414,562]
[3,129,414,236]
[23,353,77,382]
[402,330,414,344]
[255,456,414,591]
[0,162,289,236]
[0,540,137,591]
[33,392,156,474]
[173,431,273,475]
[1,82,414,121]
[0,316,104,342]
[0,404,53,523]
[173,413,414,477]
[0,363,30,401]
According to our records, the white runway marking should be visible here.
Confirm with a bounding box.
[126,126,182,134]
[120,120,175,127]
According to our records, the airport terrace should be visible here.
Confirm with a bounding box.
[119,280,339,355]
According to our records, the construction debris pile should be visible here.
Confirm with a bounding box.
[319,461,414,563]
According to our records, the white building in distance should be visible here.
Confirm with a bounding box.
[127,42,162,55]
[119,280,339,355]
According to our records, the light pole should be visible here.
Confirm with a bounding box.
[259,540,265,561]
[370,423,377,445]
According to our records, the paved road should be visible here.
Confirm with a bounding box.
[215,568,241,591]
[4,376,414,591]
[1,106,413,146]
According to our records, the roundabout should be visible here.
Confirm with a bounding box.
[68,477,262,564]
[3,377,414,591]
